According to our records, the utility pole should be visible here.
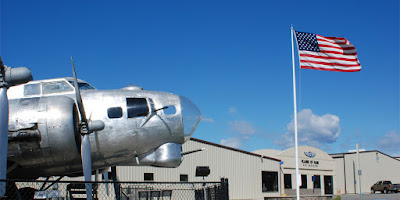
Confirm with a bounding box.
[356,144,362,200]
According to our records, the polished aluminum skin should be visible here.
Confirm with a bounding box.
[0,62,32,197]
[129,142,183,167]
[6,78,201,179]
[0,88,8,197]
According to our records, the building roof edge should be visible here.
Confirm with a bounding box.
[190,138,281,162]
[329,150,400,162]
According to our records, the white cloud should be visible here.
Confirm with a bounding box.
[229,120,256,137]
[220,137,242,149]
[275,109,341,149]
[377,130,400,155]
[219,120,257,149]
[202,117,215,123]
[274,132,295,149]
[220,107,258,149]
[228,107,238,115]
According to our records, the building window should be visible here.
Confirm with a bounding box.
[313,175,321,189]
[180,174,188,182]
[300,175,307,189]
[262,171,278,192]
[127,98,149,118]
[284,174,292,189]
[144,173,154,181]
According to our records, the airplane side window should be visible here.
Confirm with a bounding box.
[24,84,41,96]
[43,81,73,94]
[164,105,176,115]
[107,107,123,119]
[127,98,149,118]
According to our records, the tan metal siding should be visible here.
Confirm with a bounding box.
[336,151,400,194]
[117,139,281,200]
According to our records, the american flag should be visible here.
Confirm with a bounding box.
[295,31,361,72]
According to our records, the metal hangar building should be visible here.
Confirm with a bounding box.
[116,138,282,200]
[330,150,400,194]
[254,146,336,197]
[110,138,400,199]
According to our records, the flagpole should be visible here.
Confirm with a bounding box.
[291,26,300,200]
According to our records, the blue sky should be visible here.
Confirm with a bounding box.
[1,1,399,156]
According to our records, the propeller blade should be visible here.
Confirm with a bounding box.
[111,166,121,200]
[0,87,8,197]
[70,57,87,123]
[81,134,93,200]
[0,57,8,197]
[103,171,109,196]
[70,57,99,200]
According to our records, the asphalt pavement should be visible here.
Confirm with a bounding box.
[340,193,400,200]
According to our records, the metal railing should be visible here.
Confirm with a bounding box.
[0,178,229,200]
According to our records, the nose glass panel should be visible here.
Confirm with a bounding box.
[180,96,201,142]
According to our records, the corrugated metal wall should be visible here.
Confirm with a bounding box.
[340,151,400,194]
[117,139,281,200]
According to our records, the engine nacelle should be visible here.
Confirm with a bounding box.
[8,96,81,169]
[4,67,32,86]
[137,143,183,168]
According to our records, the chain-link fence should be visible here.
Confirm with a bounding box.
[0,178,229,200]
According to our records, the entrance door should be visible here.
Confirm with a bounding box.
[324,176,333,195]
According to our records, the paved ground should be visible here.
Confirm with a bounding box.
[340,193,400,200]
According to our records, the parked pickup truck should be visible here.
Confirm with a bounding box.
[389,183,400,193]
[370,181,400,193]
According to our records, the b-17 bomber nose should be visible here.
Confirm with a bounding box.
[180,96,201,142]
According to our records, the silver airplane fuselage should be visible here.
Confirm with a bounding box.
[6,78,201,179]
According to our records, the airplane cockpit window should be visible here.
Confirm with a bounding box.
[43,81,74,94]
[127,98,149,118]
[24,84,41,96]
[78,82,95,90]
[68,81,95,90]
[107,107,123,119]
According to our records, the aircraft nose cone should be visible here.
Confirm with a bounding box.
[180,96,201,142]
